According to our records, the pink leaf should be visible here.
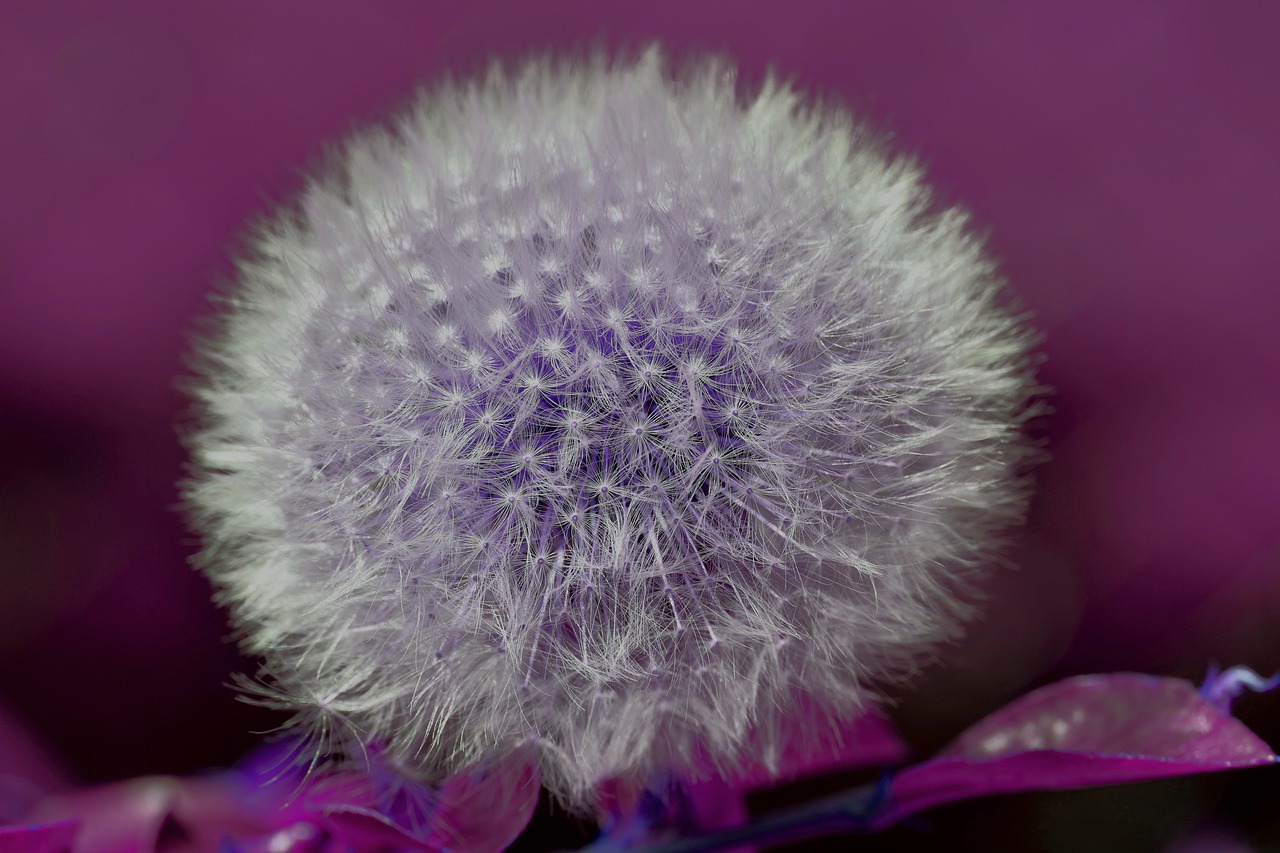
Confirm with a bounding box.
[321,806,445,852]
[322,753,540,853]
[875,673,1276,826]
[0,822,78,853]
[736,707,908,791]
[599,707,906,852]
[25,778,177,853]
[24,774,279,853]
[424,755,540,853]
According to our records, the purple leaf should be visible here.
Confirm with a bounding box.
[0,821,78,853]
[20,774,283,853]
[23,778,179,853]
[737,709,908,789]
[321,806,444,852]
[875,673,1277,826]
[597,709,906,852]
[419,754,540,853]
[321,753,539,853]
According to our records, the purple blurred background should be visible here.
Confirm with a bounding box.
[2,1,1278,849]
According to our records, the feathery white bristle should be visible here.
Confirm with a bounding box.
[184,47,1039,811]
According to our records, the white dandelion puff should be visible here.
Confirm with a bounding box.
[183,47,1040,812]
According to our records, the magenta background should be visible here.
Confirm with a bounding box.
[1,0,1278,846]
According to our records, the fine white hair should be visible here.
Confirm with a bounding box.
[184,47,1038,811]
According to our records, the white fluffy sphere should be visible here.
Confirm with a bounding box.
[184,48,1038,809]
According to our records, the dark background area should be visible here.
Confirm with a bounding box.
[2,2,1278,850]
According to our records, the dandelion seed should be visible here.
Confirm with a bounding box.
[184,47,1039,811]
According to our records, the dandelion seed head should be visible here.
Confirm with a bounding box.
[185,48,1039,810]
